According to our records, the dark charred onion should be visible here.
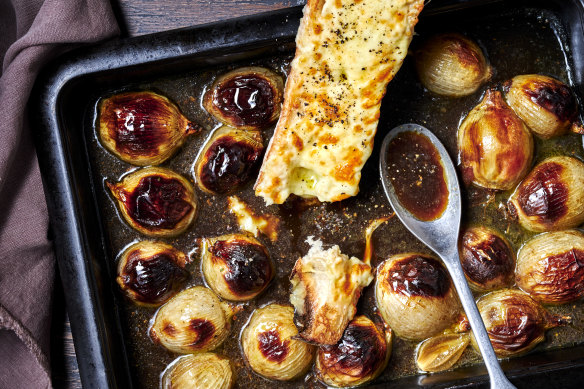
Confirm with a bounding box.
[201,234,274,301]
[194,126,264,195]
[150,286,235,354]
[375,253,461,340]
[458,226,515,292]
[116,241,189,306]
[315,315,392,388]
[471,289,569,357]
[98,91,198,165]
[516,230,584,304]
[107,167,197,237]
[241,304,315,381]
[161,353,234,389]
[203,66,284,130]
[508,156,584,232]
[504,74,583,139]
[414,33,492,97]
[458,89,533,190]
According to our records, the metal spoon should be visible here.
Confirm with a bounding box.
[379,123,516,389]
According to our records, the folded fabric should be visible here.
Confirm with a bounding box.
[0,1,119,388]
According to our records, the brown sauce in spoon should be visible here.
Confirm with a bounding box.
[386,131,449,221]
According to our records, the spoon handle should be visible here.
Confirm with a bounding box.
[441,251,517,389]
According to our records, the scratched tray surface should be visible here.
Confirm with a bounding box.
[82,3,584,389]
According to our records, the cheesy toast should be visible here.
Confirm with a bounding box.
[255,0,425,204]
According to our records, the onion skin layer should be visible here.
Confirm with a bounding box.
[516,230,584,304]
[98,91,198,165]
[316,315,392,388]
[458,89,533,190]
[116,240,189,306]
[504,74,582,139]
[161,353,234,389]
[241,304,315,381]
[375,253,461,341]
[508,156,584,232]
[458,226,515,292]
[414,33,492,97]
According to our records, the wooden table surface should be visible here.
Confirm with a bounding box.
[49,1,303,388]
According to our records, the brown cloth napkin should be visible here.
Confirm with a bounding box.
[0,1,119,388]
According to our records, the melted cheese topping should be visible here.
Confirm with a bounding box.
[227,196,280,241]
[255,0,424,204]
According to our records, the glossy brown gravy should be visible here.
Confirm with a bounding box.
[385,131,449,221]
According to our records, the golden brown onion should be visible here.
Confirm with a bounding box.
[150,286,235,354]
[516,230,584,304]
[203,67,284,130]
[375,253,461,341]
[504,74,582,139]
[194,126,264,195]
[315,315,392,387]
[414,33,492,97]
[161,353,234,389]
[241,304,315,381]
[508,156,584,232]
[201,234,274,301]
[416,332,470,373]
[458,226,515,292]
[458,89,533,190]
[98,91,198,165]
[471,289,569,357]
[107,167,197,237]
[116,241,189,306]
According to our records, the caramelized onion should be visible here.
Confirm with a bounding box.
[194,126,264,195]
[315,315,392,387]
[116,241,189,306]
[516,230,584,304]
[201,234,273,301]
[414,33,492,97]
[203,67,284,130]
[458,226,515,292]
[98,91,198,165]
[375,253,460,340]
[504,74,582,139]
[107,167,197,237]
[458,89,533,190]
[241,304,315,381]
[508,156,584,232]
[161,353,234,389]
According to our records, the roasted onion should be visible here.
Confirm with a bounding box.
[414,33,492,97]
[203,66,284,130]
[416,332,470,373]
[107,167,197,237]
[458,89,533,190]
[201,234,273,301]
[458,226,515,292]
[508,156,584,232]
[116,241,189,306]
[241,304,315,381]
[161,353,234,389]
[471,289,569,357]
[504,74,582,139]
[98,91,198,165]
[375,253,460,341]
[516,230,584,304]
[315,315,392,388]
[150,286,235,354]
[194,126,264,195]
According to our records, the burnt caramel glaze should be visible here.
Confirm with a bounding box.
[524,80,577,122]
[198,136,263,194]
[487,300,542,353]
[257,329,290,363]
[213,75,276,127]
[516,162,567,223]
[123,250,189,304]
[388,255,450,298]
[124,175,193,230]
[386,131,449,221]
[210,239,272,296]
[460,230,513,286]
[533,248,584,302]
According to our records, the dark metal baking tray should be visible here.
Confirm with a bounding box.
[31,0,584,388]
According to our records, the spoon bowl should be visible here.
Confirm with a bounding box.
[379,123,516,389]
